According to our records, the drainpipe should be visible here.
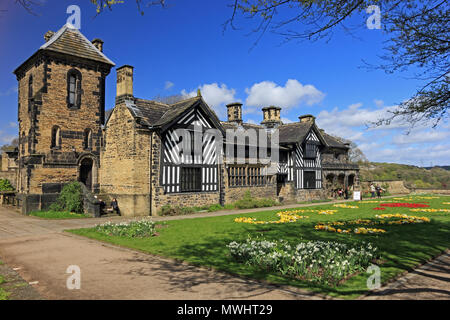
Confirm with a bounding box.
[148,126,154,216]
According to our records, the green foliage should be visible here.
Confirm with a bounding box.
[159,205,196,216]
[233,191,277,209]
[0,179,14,191]
[29,210,89,219]
[49,182,83,213]
[360,162,450,190]
[95,220,156,238]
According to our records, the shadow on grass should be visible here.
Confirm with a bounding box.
[145,219,450,299]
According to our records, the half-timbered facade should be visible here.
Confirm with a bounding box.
[13,24,358,216]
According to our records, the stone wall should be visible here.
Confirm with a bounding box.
[100,104,151,216]
[361,180,411,194]
[16,56,108,196]
[294,188,328,202]
[410,189,450,195]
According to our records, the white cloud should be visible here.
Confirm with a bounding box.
[164,81,174,90]
[392,130,450,145]
[8,122,17,128]
[245,79,324,110]
[315,101,450,166]
[281,117,294,124]
[181,83,237,117]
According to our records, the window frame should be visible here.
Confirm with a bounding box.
[67,69,82,109]
[51,126,61,150]
[303,171,316,189]
[180,166,202,192]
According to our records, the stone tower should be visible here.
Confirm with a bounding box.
[13,23,115,213]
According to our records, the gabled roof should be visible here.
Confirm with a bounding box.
[40,23,115,66]
[153,97,201,127]
[321,132,350,149]
[119,96,224,133]
[278,122,313,144]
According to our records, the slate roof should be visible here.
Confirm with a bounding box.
[278,122,313,144]
[120,96,223,130]
[117,94,347,150]
[321,132,350,149]
[40,23,115,66]
[153,97,201,127]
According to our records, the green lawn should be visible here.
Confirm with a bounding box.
[29,210,90,219]
[68,194,450,299]
[0,262,9,300]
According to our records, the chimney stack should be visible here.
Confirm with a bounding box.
[91,38,104,52]
[261,106,282,128]
[116,65,134,102]
[226,102,243,124]
[299,114,315,124]
[44,31,55,42]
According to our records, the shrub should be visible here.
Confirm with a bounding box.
[159,205,196,216]
[207,204,224,212]
[95,219,156,238]
[49,181,83,213]
[0,179,14,191]
[233,191,277,209]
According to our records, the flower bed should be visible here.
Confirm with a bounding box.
[234,209,339,225]
[380,203,429,208]
[333,204,359,209]
[314,214,430,235]
[409,208,450,213]
[227,238,379,285]
[95,219,156,238]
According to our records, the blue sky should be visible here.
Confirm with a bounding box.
[0,0,448,166]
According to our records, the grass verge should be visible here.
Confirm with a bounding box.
[68,194,450,299]
[29,210,90,219]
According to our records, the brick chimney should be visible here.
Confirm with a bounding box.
[91,38,104,52]
[44,31,55,42]
[116,65,134,102]
[261,106,282,128]
[226,102,243,124]
[299,114,316,124]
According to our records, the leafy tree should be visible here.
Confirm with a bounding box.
[0,138,19,154]
[330,135,368,163]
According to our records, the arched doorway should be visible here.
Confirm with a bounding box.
[348,174,355,190]
[338,173,345,187]
[325,173,335,188]
[79,158,93,190]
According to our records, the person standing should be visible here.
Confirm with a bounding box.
[370,184,376,198]
[111,198,120,216]
[376,185,382,199]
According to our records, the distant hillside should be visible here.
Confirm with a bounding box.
[424,165,450,171]
[359,162,450,189]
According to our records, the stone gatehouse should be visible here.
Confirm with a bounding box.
[11,23,359,216]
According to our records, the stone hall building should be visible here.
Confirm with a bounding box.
[11,24,359,216]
